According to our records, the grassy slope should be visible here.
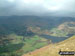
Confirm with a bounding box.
[23,36,75,56]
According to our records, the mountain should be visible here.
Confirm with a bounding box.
[23,35,75,56]
[0,16,75,36]
[0,16,75,56]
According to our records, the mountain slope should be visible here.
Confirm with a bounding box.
[23,35,75,56]
[50,22,75,37]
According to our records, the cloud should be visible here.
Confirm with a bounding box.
[0,0,75,17]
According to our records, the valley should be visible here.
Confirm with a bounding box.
[0,16,75,56]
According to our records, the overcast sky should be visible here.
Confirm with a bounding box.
[0,0,75,17]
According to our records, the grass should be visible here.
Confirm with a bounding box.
[21,35,49,53]
[0,34,49,56]
[50,28,68,37]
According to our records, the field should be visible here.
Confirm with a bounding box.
[0,34,50,56]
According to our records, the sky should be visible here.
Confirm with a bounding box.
[0,0,75,17]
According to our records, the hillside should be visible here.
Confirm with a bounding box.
[50,22,75,37]
[23,35,75,56]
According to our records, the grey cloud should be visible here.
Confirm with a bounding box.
[0,0,75,17]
